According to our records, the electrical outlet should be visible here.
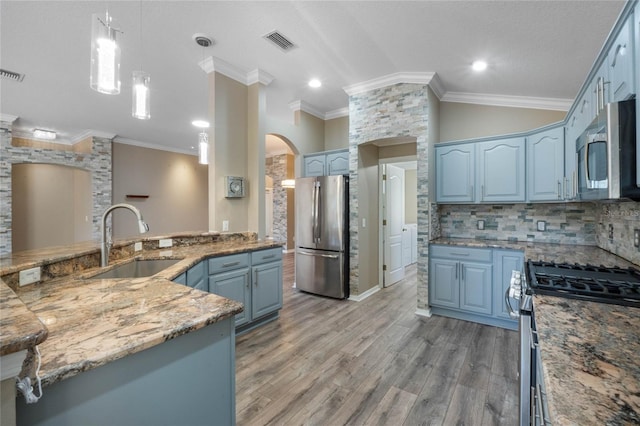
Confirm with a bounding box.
[537,221,546,232]
[222,220,229,232]
[134,242,143,252]
[19,267,41,286]
[634,229,640,248]
[477,220,485,230]
[158,238,173,248]
[608,224,614,241]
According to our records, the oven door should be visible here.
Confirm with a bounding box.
[519,303,534,426]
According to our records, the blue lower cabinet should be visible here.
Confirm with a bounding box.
[209,268,251,327]
[429,244,519,330]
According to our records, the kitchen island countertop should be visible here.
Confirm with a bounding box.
[1,234,281,387]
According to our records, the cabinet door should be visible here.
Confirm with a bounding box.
[436,144,475,203]
[460,262,492,315]
[564,119,579,200]
[252,262,283,320]
[326,150,349,175]
[304,154,325,177]
[478,137,526,202]
[609,18,634,102]
[493,249,524,321]
[527,126,565,201]
[209,268,251,327]
[429,259,459,308]
[173,273,187,285]
[186,261,207,292]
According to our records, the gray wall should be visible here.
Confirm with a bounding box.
[439,102,566,142]
[112,143,208,238]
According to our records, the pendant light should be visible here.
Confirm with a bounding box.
[198,131,209,165]
[90,11,121,94]
[132,1,150,119]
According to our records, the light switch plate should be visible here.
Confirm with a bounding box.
[158,238,173,248]
[537,221,546,232]
[134,242,143,252]
[477,220,485,230]
[19,267,41,286]
[222,220,229,232]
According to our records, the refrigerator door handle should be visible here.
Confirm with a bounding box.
[298,250,340,259]
[313,181,321,243]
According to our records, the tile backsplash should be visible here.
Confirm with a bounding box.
[439,203,598,245]
[596,202,640,266]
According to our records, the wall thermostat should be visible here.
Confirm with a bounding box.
[225,176,245,198]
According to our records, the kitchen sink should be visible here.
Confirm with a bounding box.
[88,259,181,279]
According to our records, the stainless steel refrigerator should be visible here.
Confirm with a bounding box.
[295,175,349,299]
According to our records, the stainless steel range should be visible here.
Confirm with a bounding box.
[508,260,640,425]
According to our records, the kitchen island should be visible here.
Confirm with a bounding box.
[430,238,639,424]
[0,232,282,426]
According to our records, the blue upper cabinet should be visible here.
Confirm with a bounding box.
[436,144,475,203]
[303,154,326,177]
[303,149,348,177]
[609,17,635,102]
[527,126,565,201]
[326,150,349,175]
[477,137,526,202]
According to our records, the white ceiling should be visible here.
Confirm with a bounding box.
[0,1,626,156]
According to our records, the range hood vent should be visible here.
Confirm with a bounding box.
[263,31,296,52]
[0,68,25,82]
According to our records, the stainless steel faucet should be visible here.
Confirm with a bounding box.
[101,203,149,266]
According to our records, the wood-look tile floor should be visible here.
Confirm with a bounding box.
[236,253,519,426]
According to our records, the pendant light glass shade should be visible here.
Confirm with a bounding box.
[198,131,209,165]
[90,12,121,94]
[132,71,150,119]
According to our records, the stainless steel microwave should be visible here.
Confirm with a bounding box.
[576,99,639,201]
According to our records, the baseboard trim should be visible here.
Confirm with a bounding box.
[415,308,432,318]
[348,285,381,302]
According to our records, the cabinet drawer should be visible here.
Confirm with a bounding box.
[251,247,283,265]
[208,253,250,274]
[430,245,492,263]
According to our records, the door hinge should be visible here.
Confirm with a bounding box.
[382,174,387,181]
[383,264,387,271]
[383,219,387,226]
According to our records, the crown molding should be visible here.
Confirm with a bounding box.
[427,73,446,99]
[71,130,117,143]
[12,129,73,145]
[200,56,274,87]
[325,107,349,120]
[247,69,275,86]
[0,113,18,123]
[343,72,438,96]
[114,137,196,156]
[288,100,325,120]
[441,91,572,111]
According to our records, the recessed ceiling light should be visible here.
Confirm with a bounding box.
[308,79,321,88]
[472,60,488,72]
[191,120,210,128]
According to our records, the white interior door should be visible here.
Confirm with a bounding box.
[383,164,405,287]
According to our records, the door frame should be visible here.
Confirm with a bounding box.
[378,156,417,288]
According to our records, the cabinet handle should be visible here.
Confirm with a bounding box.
[461,264,465,281]
[481,184,485,201]
[450,252,470,257]
[254,270,258,286]
[557,181,562,199]
[610,43,624,68]
[223,261,240,267]
[262,254,276,260]
[455,263,459,280]
[246,271,250,288]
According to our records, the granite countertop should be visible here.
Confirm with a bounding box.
[431,237,640,425]
[0,282,48,356]
[1,236,281,386]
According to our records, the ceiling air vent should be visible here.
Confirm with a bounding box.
[0,68,25,82]
[263,31,296,52]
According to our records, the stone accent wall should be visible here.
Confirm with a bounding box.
[348,83,431,309]
[0,121,112,255]
[265,154,289,249]
[596,202,640,266]
[439,203,598,245]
